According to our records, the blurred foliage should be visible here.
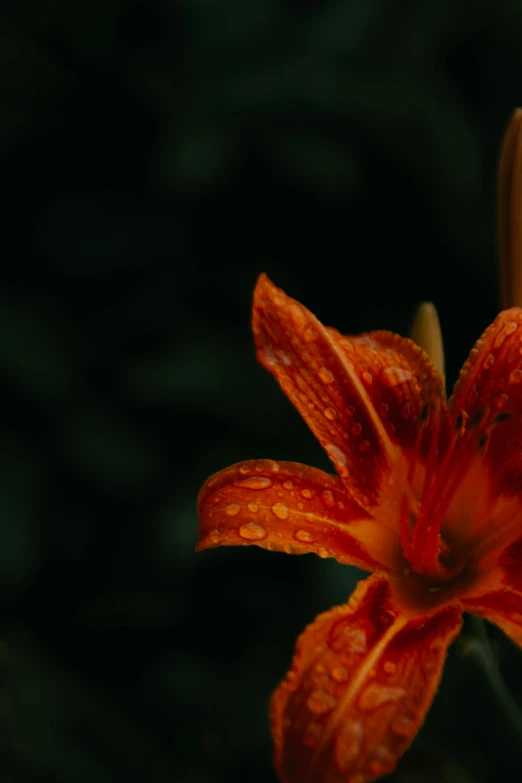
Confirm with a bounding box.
[2,0,522,781]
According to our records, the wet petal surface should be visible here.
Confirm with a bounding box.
[197,460,398,572]
[271,575,462,783]
[253,275,446,508]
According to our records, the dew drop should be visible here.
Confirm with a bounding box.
[234,476,273,490]
[307,689,337,715]
[326,444,347,466]
[383,661,396,675]
[239,465,250,475]
[303,722,322,749]
[304,328,318,342]
[283,543,293,554]
[334,721,364,770]
[271,462,281,472]
[315,662,326,674]
[351,423,362,436]
[510,368,522,384]
[341,628,367,653]
[318,547,329,559]
[297,502,304,510]
[295,529,314,543]
[495,393,509,409]
[381,367,414,386]
[362,371,373,384]
[301,488,313,499]
[324,407,337,420]
[247,502,258,512]
[272,502,290,520]
[358,440,370,452]
[226,504,241,516]
[378,402,389,417]
[484,353,495,369]
[320,490,335,508]
[319,366,335,384]
[331,666,349,683]
[283,480,294,490]
[358,683,407,711]
[239,523,267,541]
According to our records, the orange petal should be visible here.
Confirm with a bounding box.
[197,460,398,572]
[462,588,522,648]
[447,308,522,546]
[253,275,447,507]
[270,575,463,783]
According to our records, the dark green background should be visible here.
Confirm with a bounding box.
[2,1,522,781]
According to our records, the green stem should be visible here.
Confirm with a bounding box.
[468,616,522,742]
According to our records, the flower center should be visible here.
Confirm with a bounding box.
[398,404,489,583]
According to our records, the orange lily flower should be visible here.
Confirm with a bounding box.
[197,271,522,782]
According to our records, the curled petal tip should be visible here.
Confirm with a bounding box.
[498,108,522,309]
[410,301,445,378]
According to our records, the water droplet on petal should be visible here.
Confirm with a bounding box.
[234,476,273,490]
[319,367,335,384]
[342,628,367,653]
[351,423,362,436]
[326,444,346,467]
[318,547,329,558]
[484,353,495,369]
[358,683,407,711]
[362,371,373,384]
[271,462,281,472]
[334,721,364,770]
[307,689,337,715]
[303,722,322,748]
[304,328,318,342]
[247,502,258,512]
[358,440,370,452]
[272,502,290,520]
[239,465,250,475]
[283,480,294,490]
[295,529,313,543]
[331,666,349,683]
[383,661,396,675]
[283,543,293,554]
[239,523,267,541]
[324,407,337,420]
[301,488,313,499]
[494,393,509,409]
[381,366,414,386]
[226,504,241,516]
[320,490,335,508]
